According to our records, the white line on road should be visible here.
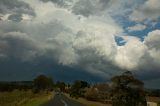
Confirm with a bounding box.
[61,99,68,106]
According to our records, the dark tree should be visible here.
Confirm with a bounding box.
[111,71,147,106]
[33,75,54,93]
[56,81,66,92]
[70,80,89,99]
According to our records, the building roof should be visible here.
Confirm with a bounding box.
[146,96,160,103]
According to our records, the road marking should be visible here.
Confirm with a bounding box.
[61,99,68,106]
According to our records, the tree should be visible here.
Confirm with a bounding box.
[85,83,110,101]
[33,75,54,93]
[85,87,99,101]
[94,83,110,100]
[56,81,66,92]
[111,71,147,106]
[70,80,89,99]
[80,81,90,88]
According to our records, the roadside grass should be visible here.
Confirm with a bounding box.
[64,93,112,106]
[0,90,54,106]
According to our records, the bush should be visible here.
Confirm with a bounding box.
[85,87,99,101]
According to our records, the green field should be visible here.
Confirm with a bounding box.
[0,90,53,106]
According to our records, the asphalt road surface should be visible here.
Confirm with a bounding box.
[42,94,86,106]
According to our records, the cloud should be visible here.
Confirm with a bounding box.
[72,20,121,77]
[115,36,147,70]
[114,30,160,81]
[71,0,111,17]
[108,0,142,16]
[0,0,35,21]
[0,31,42,62]
[40,0,77,8]
[40,0,111,17]
[0,0,160,88]
[145,30,160,50]
[129,0,160,22]
[143,30,160,71]
[0,0,123,79]
[127,24,146,32]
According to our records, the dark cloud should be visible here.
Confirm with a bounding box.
[0,56,107,82]
[8,14,22,22]
[0,32,41,62]
[0,0,160,89]
[72,0,110,17]
[72,0,95,17]
[40,0,71,7]
[0,0,35,21]
[0,20,121,81]
[40,0,111,17]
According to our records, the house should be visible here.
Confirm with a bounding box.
[147,102,157,106]
[146,96,160,106]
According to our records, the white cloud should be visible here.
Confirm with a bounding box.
[145,30,160,50]
[129,0,160,22]
[0,0,123,78]
[107,0,142,17]
[115,36,147,70]
[127,24,146,32]
[114,30,160,76]
[1,0,160,83]
[144,30,160,70]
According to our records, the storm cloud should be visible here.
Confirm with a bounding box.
[0,0,35,21]
[0,0,160,88]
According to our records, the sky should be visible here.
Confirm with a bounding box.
[0,0,160,89]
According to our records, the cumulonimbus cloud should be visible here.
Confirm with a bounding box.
[0,0,35,22]
[0,0,160,84]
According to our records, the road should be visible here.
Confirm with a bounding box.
[42,94,86,106]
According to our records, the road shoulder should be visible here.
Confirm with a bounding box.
[64,93,112,106]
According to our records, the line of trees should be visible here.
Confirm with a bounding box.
[1,71,159,106]
[0,81,33,92]
[0,75,54,93]
[66,71,147,106]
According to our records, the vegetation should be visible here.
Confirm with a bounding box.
[55,81,66,92]
[0,81,33,92]
[1,72,159,106]
[0,90,53,106]
[69,80,89,99]
[146,89,160,97]
[33,75,54,93]
[0,75,54,93]
[111,71,146,106]
[65,93,111,106]
[64,71,149,106]
[0,75,54,106]
[85,83,110,102]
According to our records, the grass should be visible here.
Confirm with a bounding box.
[64,93,112,106]
[0,90,54,106]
